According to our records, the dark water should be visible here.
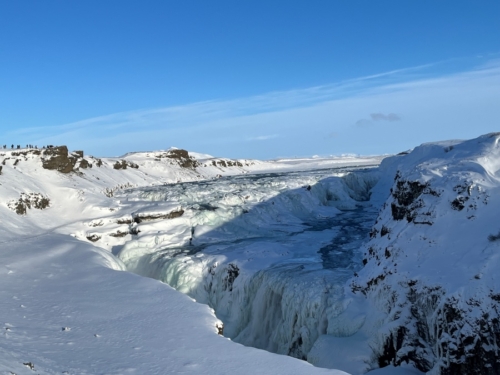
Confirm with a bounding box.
[315,206,376,270]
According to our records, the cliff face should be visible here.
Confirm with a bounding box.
[352,133,500,374]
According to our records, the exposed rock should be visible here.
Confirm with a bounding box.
[222,263,239,292]
[216,322,224,336]
[211,159,243,168]
[109,231,129,238]
[8,193,50,215]
[41,146,79,173]
[451,196,468,211]
[113,160,139,170]
[353,135,500,374]
[86,234,101,242]
[23,362,35,370]
[116,217,133,225]
[88,220,103,227]
[155,149,198,169]
[79,159,91,169]
[113,160,127,170]
[103,183,134,198]
[132,208,184,223]
[389,176,439,223]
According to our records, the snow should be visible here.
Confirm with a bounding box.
[2,133,499,374]
[1,234,345,375]
[0,147,378,374]
[350,132,500,373]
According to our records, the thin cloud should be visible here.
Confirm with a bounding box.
[355,112,401,127]
[370,113,401,122]
[248,135,278,141]
[10,59,449,141]
[355,119,372,127]
[328,132,340,138]
[12,57,500,158]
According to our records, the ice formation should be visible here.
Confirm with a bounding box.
[1,134,499,374]
[115,167,381,371]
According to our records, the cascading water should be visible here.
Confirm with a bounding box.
[115,166,380,364]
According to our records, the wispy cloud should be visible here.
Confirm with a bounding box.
[11,57,500,158]
[370,113,401,122]
[247,135,278,141]
[327,132,340,138]
[356,112,401,127]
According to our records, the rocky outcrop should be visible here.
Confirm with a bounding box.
[155,149,198,169]
[113,160,139,170]
[132,208,184,223]
[8,193,50,215]
[86,234,101,242]
[41,146,79,173]
[79,158,91,169]
[211,159,243,168]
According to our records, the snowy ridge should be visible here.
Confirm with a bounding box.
[351,133,500,374]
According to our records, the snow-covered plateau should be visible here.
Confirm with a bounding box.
[0,134,499,375]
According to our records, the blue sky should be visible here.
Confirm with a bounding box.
[1,1,499,158]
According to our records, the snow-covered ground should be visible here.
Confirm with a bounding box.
[0,146,380,375]
[1,133,499,374]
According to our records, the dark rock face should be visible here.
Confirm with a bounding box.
[132,208,184,223]
[216,322,224,335]
[109,231,128,238]
[438,300,500,375]
[116,217,133,225]
[86,234,101,242]
[113,160,139,170]
[389,174,439,224]
[222,264,239,292]
[79,158,91,169]
[113,160,127,170]
[391,179,429,222]
[41,146,79,173]
[451,196,468,211]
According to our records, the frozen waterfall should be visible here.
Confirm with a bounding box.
[115,167,380,366]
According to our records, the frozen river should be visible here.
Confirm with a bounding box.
[116,166,380,362]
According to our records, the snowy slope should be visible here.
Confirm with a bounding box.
[0,145,379,375]
[2,133,498,375]
[350,133,500,374]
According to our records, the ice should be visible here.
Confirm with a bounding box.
[115,166,380,369]
[0,145,382,374]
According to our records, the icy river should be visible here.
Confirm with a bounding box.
[115,166,380,363]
